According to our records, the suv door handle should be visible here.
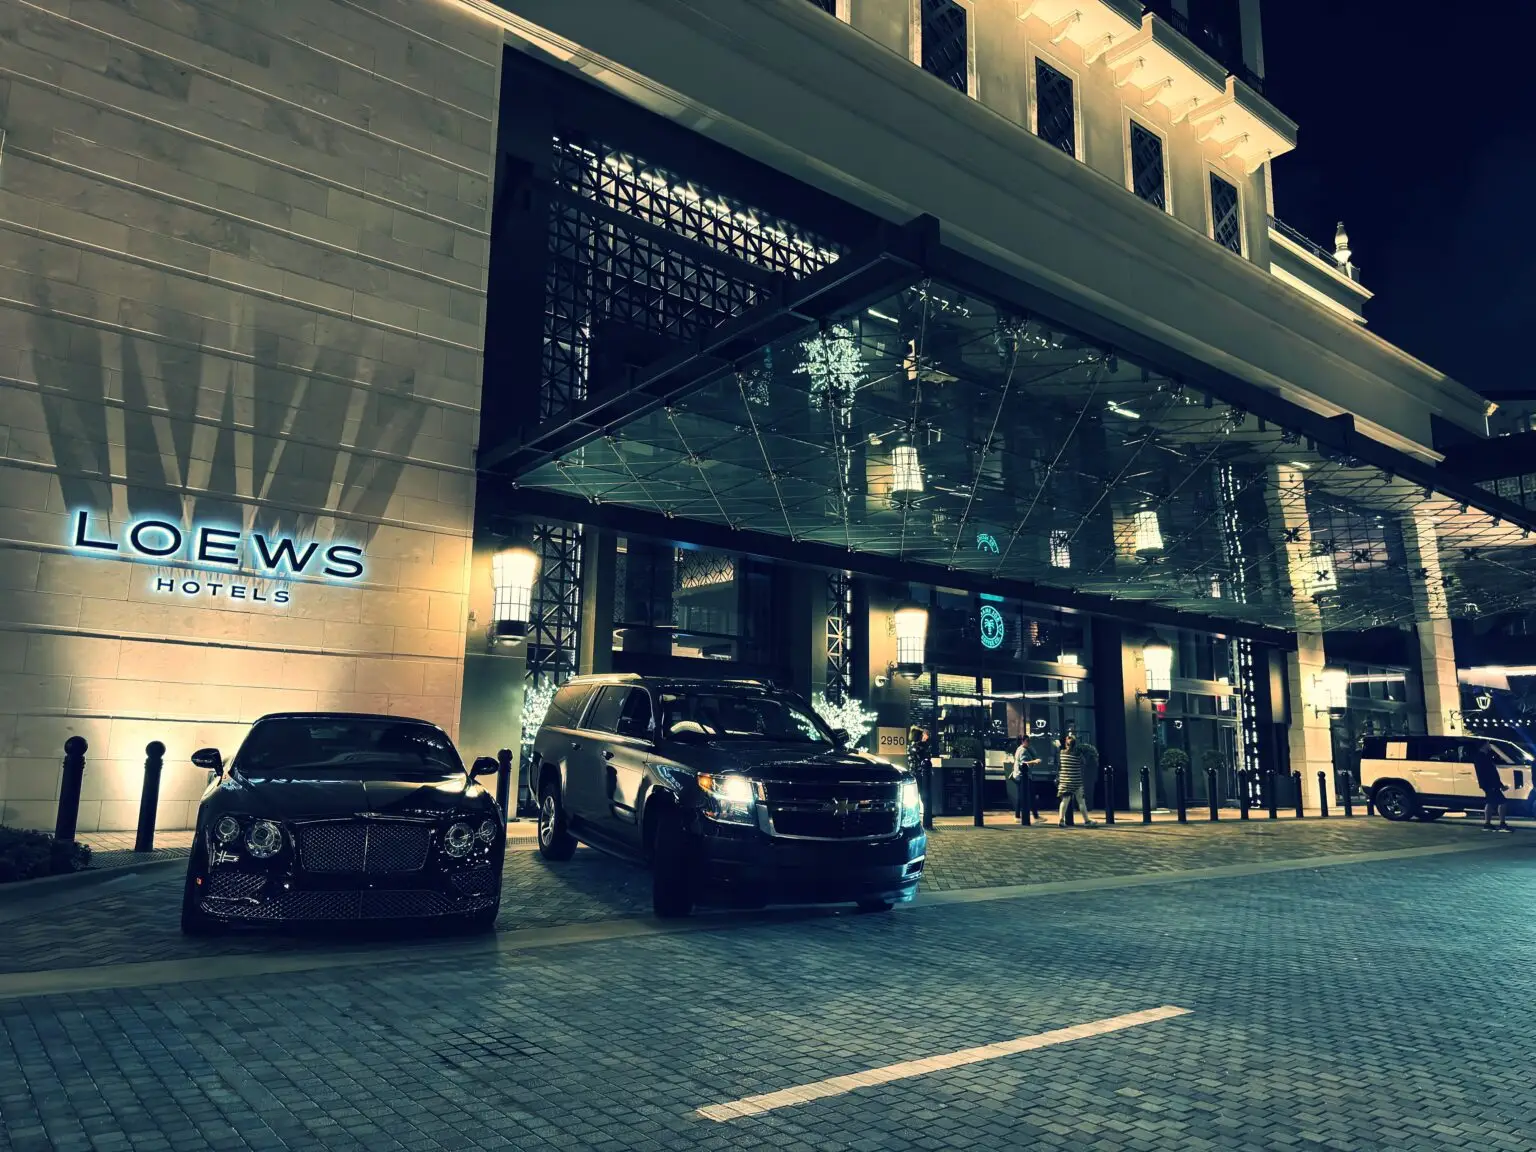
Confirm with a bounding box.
[603,750,615,760]
[570,740,581,750]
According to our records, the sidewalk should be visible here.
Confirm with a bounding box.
[931,804,1378,827]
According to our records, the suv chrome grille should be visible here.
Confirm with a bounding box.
[297,821,431,874]
[759,780,901,841]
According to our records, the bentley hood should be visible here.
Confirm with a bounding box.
[220,771,484,820]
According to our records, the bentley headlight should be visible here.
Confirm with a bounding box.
[246,819,283,858]
[900,778,923,828]
[476,818,498,844]
[445,822,475,857]
[698,773,757,824]
[213,815,242,845]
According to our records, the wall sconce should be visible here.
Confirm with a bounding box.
[892,601,928,676]
[1313,664,1349,719]
[1134,509,1164,555]
[1139,636,1173,702]
[489,544,539,648]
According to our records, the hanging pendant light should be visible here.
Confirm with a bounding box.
[892,442,924,496]
[1134,509,1164,555]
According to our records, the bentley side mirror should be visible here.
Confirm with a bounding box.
[191,748,223,774]
[831,728,850,748]
[470,756,499,779]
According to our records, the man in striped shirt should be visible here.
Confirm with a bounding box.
[1057,733,1094,827]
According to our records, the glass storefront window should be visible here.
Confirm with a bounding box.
[611,538,773,666]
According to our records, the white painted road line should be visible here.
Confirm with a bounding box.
[695,1004,1192,1122]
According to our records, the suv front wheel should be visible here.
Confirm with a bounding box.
[537,779,577,861]
[1373,782,1418,822]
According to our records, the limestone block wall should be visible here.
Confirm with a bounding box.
[0,0,504,831]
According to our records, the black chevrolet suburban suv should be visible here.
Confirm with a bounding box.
[528,675,926,917]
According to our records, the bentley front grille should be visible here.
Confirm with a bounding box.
[297,821,431,874]
[233,889,496,921]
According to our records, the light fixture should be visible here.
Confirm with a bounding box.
[1134,509,1164,555]
[1305,551,1338,595]
[1141,637,1173,702]
[892,442,923,496]
[893,601,928,676]
[1315,665,1349,720]
[490,544,539,646]
[1050,529,1071,569]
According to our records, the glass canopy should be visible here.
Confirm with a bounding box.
[519,277,1535,634]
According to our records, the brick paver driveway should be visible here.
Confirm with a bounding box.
[0,824,1531,1151]
[0,817,1504,976]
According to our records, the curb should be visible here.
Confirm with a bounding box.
[0,856,186,904]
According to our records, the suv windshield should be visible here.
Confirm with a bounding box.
[659,691,832,745]
[236,718,463,776]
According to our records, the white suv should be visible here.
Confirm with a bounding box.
[1360,735,1534,822]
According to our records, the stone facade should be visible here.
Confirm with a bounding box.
[0,0,504,831]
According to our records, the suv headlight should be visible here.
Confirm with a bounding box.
[900,778,923,828]
[698,773,758,824]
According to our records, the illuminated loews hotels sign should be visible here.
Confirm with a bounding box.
[70,511,364,605]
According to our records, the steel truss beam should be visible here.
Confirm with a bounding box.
[497,483,1299,649]
[481,215,941,476]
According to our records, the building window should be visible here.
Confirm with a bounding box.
[1209,172,1242,254]
[1128,121,1166,210]
[920,0,970,94]
[1034,59,1076,157]
[807,0,836,10]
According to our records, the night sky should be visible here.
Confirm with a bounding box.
[1264,3,1536,398]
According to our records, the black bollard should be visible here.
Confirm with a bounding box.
[1317,770,1329,819]
[1239,771,1250,820]
[1341,771,1354,819]
[54,736,88,843]
[921,764,935,831]
[1175,765,1188,823]
[495,748,513,821]
[1017,770,1031,827]
[1103,764,1115,825]
[1208,766,1220,822]
[973,759,986,828]
[134,741,165,853]
[1292,771,1305,819]
[1266,770,1278,820]
[1139,765,1152,824]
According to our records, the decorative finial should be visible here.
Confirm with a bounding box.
[1333,221,1351,267]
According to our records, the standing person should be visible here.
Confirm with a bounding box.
[1057,733,1094,827]
[1013,735,1042,819]
[1474,741,1511,832]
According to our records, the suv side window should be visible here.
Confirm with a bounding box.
[544,683,596,730]
[615,689,654,740]
[1425,739,1470,763]
[586,686,630,734]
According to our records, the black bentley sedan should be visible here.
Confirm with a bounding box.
[180,712,504,935]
